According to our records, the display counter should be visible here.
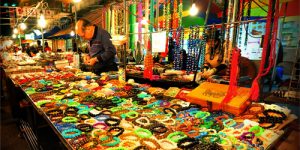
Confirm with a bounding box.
[3,69,298,150]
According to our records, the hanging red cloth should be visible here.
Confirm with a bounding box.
[249,0,279,101]
[220,48,241,108]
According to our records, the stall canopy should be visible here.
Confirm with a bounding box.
[35,26,61,39]
[49,26,73,39]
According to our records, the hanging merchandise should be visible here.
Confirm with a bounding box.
[143,52,154,79]
[129,4,137,51]
[111,7,115,35]
[137,1,143,43]
[144,0,149,50]
[220,48,241,109]
[178,0,183,27]
[198,28,207,71]
[186,26,200,73]
[161,0,171,57]
[173,27,184,70]
[172,0,178,39]
[149,0,155,32]
[250,0,279,101]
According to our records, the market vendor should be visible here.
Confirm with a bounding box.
[197,29,256,82]
[76,19,118,75]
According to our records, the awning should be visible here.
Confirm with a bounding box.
[35,26,61,39]
[49,25,74,39]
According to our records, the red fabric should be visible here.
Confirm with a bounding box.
[220,48,241,108]
[250,0,279,101]
[44,47,52,52]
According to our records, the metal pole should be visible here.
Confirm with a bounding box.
[74,3,78,53]
[41,27,44,52]
[19,33,22,48]
[204,0,212,25]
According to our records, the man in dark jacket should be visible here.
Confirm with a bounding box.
[76,19,118,75]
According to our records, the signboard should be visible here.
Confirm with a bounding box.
[16,7,55,18]
[151,31,167,53]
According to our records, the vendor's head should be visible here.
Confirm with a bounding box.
[76,19,96,40]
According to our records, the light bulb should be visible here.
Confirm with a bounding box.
[38,14,47,28]
[73,0,81,3]
[13,28,18,34]
[141,19,148,25]
[70,30,75,36]
[20,23,27,30]
[189,3,199,16]
[12,34,17,39]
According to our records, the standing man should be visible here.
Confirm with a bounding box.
[76,19,118,75]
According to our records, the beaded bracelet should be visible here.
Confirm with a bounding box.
[105,118,121,126]
[158,139,177,150]
[133,146,149,150]
[107,147,128,150]
[76,123,93,132]
[125,111,139,119]
[61,128,82,139]
[102,136,120,147]
[133,117,151,127]
[201,134,221,143]
[79,114,90,120]
[150,124,168,134]
[84,118,98,125]
[177,137,199,149]
[249,125,264,137]
[140,138,161,150]
[108,127,125,137]
[119,132,140,141]
[239,132,255,145]
[167,131,187,143]
[119,140,139,150]
[91,129,105,138]
[195,111,210,119]
[134,128,153,138]
[93,122,108,130]
[62,116,78,123]
[223,119,237,128]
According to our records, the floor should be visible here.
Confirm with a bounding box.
[1,77,300,150]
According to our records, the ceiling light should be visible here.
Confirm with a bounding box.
[13,28,18,34]
[70,30,75,36]
[189,3,199,16]
[20,23,27,30]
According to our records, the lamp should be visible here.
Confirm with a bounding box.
[12,34,17,39]
[13,28,18,34]
[20,22,27,30]
[73,0,81,3]
[189,2,199,16]
[38,14,47,28]
[70,30,75,36]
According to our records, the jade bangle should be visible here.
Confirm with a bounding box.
[134,128,152,138]
[67,101,80,107]
[249,125,264,137]
[62,116,78,123]
[167,131,187,143]
[223,119,237,128]
[195,111,210,119]
[102,136,120,147]
[61,128,81,139]
[107,147,128,150]
[125,111,139,119]
[36,100,51,108]
[111,107,123,112]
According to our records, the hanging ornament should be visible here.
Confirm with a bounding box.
[172,0,178,39]
[129,4,137,51]
[138,1,143,42]
[173,27,184,70]
[178,0,183,27]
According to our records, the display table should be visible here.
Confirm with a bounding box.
[3,69,298,150]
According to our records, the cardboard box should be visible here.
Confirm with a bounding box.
[186,82,251,115]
